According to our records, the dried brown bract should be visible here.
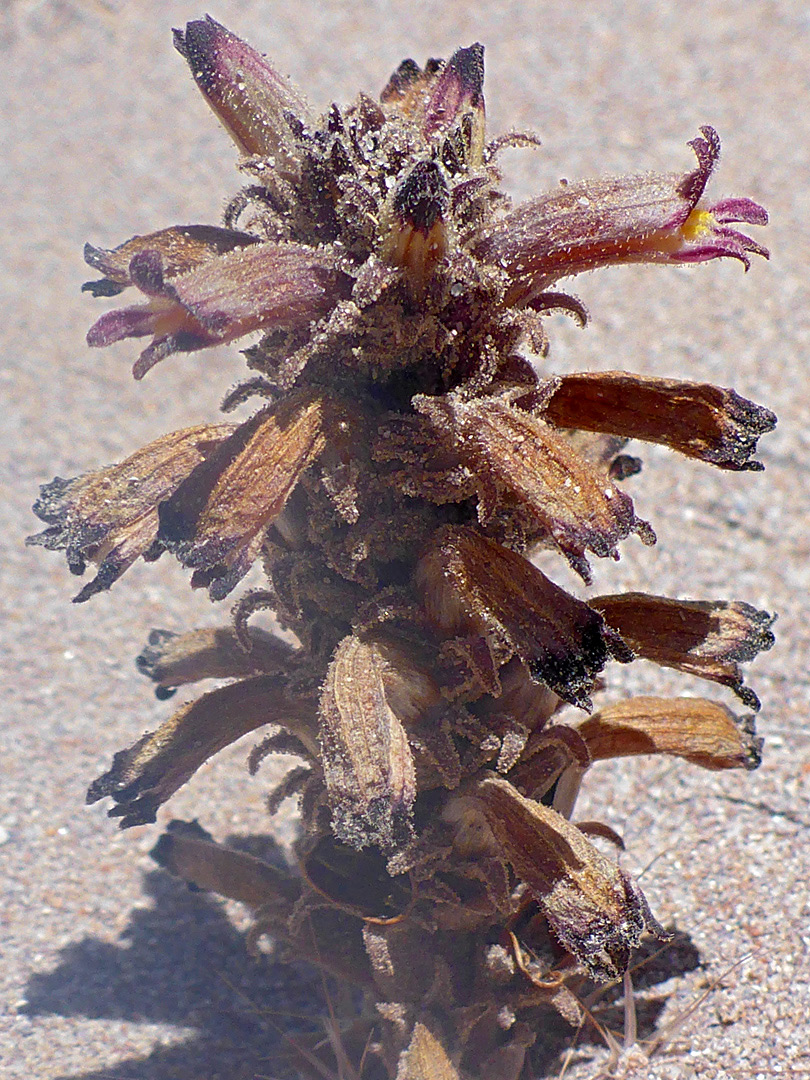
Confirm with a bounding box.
[29,16,775,1079]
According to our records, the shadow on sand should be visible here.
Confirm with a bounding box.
[23,835,324,1080]
[24,835,702,1080]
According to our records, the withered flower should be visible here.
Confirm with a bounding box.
[30,16,775,1079]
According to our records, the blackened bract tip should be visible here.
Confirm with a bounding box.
[393,160,449,233]
[172,16,226,60]
[449,42,485,104]
[82,278,125,297]
[83,242,105,270]
[381,58,422,100]
[175,19,222,93]
[180,15,221,51]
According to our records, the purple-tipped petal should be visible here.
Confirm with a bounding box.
[87,305,164,347]
[128,249,169,297]
[710,197,769,226]
[721,227,770,259]
[132,334,205,382]
[667,228,770,270]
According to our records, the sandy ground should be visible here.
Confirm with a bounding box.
[2,1,809,1077]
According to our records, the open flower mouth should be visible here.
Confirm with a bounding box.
[29,16,775,1080]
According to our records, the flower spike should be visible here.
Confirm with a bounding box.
[33,21,777,1079]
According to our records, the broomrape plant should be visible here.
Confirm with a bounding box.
[29,17,776,1079]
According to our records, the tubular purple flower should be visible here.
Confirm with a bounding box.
[472,125,769,304]
[173,16,313,174]
[86,241,353,379]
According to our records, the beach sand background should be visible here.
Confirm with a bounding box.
[2,1,809,1076]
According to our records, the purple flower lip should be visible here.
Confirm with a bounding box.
[661,197,769,269]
